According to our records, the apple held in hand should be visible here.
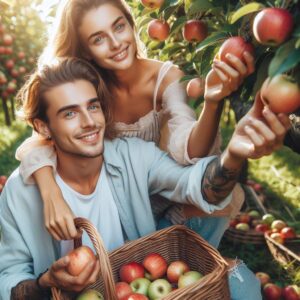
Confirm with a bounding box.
[263,283,282,300]
[255,272,271,287]
[148,279,172,300]
[143,253,167,280]
[120,262,145,284]
[186,77,205,99]
[130,278,151,296]
[141,0,164,9]
[178,271,203,288]
[67,246,96,276]
[218,36,254,65]
[76,289,104,300]
[115,282,132,300]
[253,8,294,46]
[182,20,207,43]
[261,74,300,114]
[147,19,170,41]
[167,260,190,283]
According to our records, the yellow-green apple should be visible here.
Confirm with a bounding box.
[119,262,145,284]
[76,289,104,300]
[182,20,207,42]
[115,282,132,300]
[248,210,261,220]
[255,272,271,287]
[167,260,190,283]
[66,246,96,276]
[130,278,151,296]
[235,223,250,231]
[262,214,276,226]
[147,19,170,41]
[178,271,203,288]
[270,232,284,244]
[143,253,167,280]
[271,220,287,231]
[261,74,300,114]
[253,8,294,46]
[148,279,172,300]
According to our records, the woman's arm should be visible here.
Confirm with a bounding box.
[16,134,79,240]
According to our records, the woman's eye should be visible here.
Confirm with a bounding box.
[94,36,104,44]
[115,23,125,31]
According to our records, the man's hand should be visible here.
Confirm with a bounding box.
[39,255,100,293]
[204,51,255,103]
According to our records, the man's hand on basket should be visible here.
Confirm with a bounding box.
[39,256,100,292]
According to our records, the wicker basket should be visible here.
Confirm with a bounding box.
[52,218,230,300]
[265,232,300,268]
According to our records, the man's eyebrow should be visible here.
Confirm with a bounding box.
[56,97,99,115]
[88,16,125,41]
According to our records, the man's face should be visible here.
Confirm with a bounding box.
[43,80,106,159]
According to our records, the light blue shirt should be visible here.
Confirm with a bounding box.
[0,137,231,299]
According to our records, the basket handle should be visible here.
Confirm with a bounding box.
[51,217,118,300]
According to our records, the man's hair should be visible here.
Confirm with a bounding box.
[17,57,116,139]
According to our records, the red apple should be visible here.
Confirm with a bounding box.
[255,272,271,287]
[147,19,170,41]
[18,51,26,60]
[148,279,172,300]
[253,8,294,46]
[0,175,7,186]
[261,74,300,114]
[255,223,270,233]
[264,283,282,300]
[270,232,284,244]
[143,253,167,280]
[4,47,13,55]
[2,33,13,46]
[167,260,190,283]
[0,46,5,55]
[5,59,14,70]
[238,213,251,224]
[19,66,27,74]
[253,183,263,193]
[186,77,205,98]
[280,227,296,239]
[115,282,132,300]
[141,0,164,9]
[66,246,96,276]
[178,271,203,288]
[229,219,239,228]
[182,20,207,42]
[123,293,149,300]
[282,285,300,300]
[271,220,287,231]
[218,36,255,65]
[119,262,145,284]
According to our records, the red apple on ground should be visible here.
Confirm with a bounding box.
[178,271,203,288]
[119,262,145,284]
[167,260,190,283]
[271,220,287,231]
[281,227,296,239]
[264,283,282,300]
[255,272,271,287]
[143,253,167,280]
[141,0,164,9]
[253,8,294,46]
[260,74,300,114]
[147,19,170,41]
[76,289,104,300]
[186,77,205,98]
[270,232,284,244]
[282,285,300,300]
[218,36,254,65]
[66,246,96,276]
[130,278,151,296]
[235,222,250,231]
[182,20,207,42]
[115,282,132,300]
[148,279,172,300]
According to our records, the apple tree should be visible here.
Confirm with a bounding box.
[0,0,46,126]
[129,0,300,122]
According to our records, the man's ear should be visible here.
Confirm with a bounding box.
[33,119,51,139]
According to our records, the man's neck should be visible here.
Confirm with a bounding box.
[56,153,104,195]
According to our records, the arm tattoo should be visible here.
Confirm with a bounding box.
[201,157,241,205]
[11,280,50,300]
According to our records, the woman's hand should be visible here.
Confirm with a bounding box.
[204,51,255,103]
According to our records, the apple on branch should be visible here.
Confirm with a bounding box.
[147,19,170,42]
[182,20,207,43]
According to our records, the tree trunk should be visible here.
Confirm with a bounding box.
[1,97,11,126]
[9,97,15,120]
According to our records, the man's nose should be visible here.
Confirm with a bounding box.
[81,112,95,128]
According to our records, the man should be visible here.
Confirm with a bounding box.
[0,58,290,299]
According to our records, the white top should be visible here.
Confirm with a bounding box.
[16,61,221,184]
[57,167,124,255]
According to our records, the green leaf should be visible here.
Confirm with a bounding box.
[170,16,187,34]
[159,0,180,13]
[268,39,298,77]
[196,32,228,52]
[180,74,197,82]
[187,0,214,15]
[229,2,264,24]
[296,38,300,49]
[293,24,300,38]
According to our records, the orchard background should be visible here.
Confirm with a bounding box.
[0,0,300,296]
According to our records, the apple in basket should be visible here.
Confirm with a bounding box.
[130,278,151,296]
[167,260,190,283]
[263,283,282,300]
[123,293,149,300]
[119,262,145,283]
[76,289,104,300]
[280,227,297,239]
[282,285,300,300]
[143,253,168,280]
[67,246,97,276]
[115,282,133,299]
[178,270,203,288]
[148,279,172,300]
[255,272,271,287]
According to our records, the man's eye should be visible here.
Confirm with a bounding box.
[64,111,76,118]
[88,104,100,111]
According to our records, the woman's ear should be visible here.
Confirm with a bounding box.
[33,119,51,140]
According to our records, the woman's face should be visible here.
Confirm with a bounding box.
[79,3,137,71]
